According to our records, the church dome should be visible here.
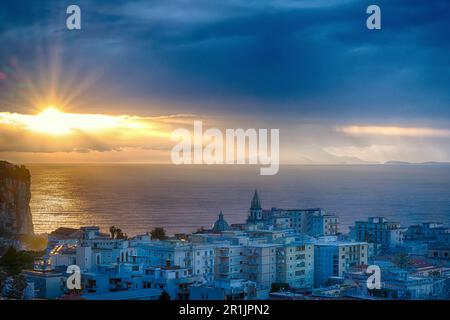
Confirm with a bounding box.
[212,211,230,233]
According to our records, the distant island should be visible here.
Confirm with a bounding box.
[384,161,450,165]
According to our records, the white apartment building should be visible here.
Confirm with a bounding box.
[245,243,279,290]
[134,241,191,268]
[214,244,247,281]
[276,236,315,289]
[214,242,279,292]
[191,244,215,282]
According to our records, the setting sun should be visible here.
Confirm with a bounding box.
[29,106,73,135]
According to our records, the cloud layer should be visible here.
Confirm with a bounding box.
[0,1,449,163]
[0,0,449,120]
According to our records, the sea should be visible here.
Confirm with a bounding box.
[27,164,450,236]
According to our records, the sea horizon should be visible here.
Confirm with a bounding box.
[26,163,450,237]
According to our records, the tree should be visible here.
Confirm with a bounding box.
[159,290,171,300]
[0,268,7,296]
[0,247,36,275]
[368,288,388,298]
[116,229,127,240]
[7,274,28,299]
[109,226,127,240]
[109,226,117,238]
[151,227,168,240]
[392,253,412,270]
[270,283,290,293]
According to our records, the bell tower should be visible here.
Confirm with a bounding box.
[249,190,262,222]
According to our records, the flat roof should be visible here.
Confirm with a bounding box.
[247,243,281,248]
[315,240,368,246]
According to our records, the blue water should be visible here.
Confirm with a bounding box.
[27,164,450,236]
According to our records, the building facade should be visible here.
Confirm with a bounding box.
[314,236,369,287]
[350,217,404,252]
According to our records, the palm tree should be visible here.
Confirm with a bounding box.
[393,253,412,269]
[109,226,117,238]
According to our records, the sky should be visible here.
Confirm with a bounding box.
[0,0,449,164]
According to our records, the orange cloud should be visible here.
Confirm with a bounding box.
[0,108,198,154]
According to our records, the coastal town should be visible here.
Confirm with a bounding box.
[1,187,449,300]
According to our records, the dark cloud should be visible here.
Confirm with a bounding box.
[0,0,449,122]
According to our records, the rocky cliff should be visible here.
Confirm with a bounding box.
[0,161,34,237]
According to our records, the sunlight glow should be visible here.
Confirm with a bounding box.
[336,125,450,138]
[0,106,152,136]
